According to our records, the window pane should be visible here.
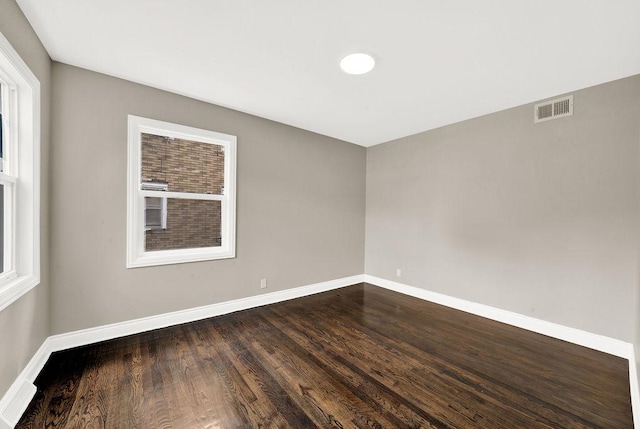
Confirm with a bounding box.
[145,199,221,251]
[145,196,163,210]
[144,196,165,230]
[145,208,162,227]
[141,133,224,195]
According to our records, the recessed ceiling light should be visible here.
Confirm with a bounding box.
[340,53,375,75]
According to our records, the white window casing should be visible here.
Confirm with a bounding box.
[127,115,237,268]
[0,31,41,312]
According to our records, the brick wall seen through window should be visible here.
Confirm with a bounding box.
[141,133,224,251]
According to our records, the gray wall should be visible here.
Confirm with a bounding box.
[0,0,51,397]
[50,63,366,334]
[366,75,640,342]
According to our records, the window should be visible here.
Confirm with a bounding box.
[0,32,41,311]
[127,115,236,268]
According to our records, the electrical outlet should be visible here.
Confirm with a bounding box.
[260,278,267,289]
[396,268,402,277]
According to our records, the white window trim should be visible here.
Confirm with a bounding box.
[0,31,41,312]
[127,115,236,268]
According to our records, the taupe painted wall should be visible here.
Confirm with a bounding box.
[0,0,51,397]
[50,63,366,334]
[366,75,640,342]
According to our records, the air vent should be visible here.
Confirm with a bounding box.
[0,379,36,426]
[534,95,573,123]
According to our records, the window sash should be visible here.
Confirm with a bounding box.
[133,196,230,266]
[0,79,17,177]
[0,77,17,279]
[0,177,15,281]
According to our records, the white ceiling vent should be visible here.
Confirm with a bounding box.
[534,95,573,123]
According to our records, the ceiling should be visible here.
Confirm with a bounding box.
[15,0,640,147]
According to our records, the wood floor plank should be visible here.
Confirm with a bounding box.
[113,336,144,429]
[265,304,553,428]
[185,324,252,427]
[17,283,634,428]
[204,319,298,427]
[193,325,260,427]
[215,316,322,428]
[297,284,629,427]
[278,303,584,428]
[334,287,631,428]
[227,311,407,429]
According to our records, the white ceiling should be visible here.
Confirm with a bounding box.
[15,0,640,146]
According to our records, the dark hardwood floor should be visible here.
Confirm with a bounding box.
[18,283,633,428]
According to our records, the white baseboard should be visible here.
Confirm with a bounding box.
[365,275,633,359]
[0,339,51,428]
[0,274,364,427]
[45,274,364,355]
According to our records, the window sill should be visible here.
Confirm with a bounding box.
[127,247,235,268]
[0,273,40,312]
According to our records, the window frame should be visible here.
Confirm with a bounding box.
[0,31,41,312]
[126,115,237,268]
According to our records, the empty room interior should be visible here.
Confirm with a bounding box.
[1,0,640,428]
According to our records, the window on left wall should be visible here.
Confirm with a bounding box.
[0,32,41,312]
